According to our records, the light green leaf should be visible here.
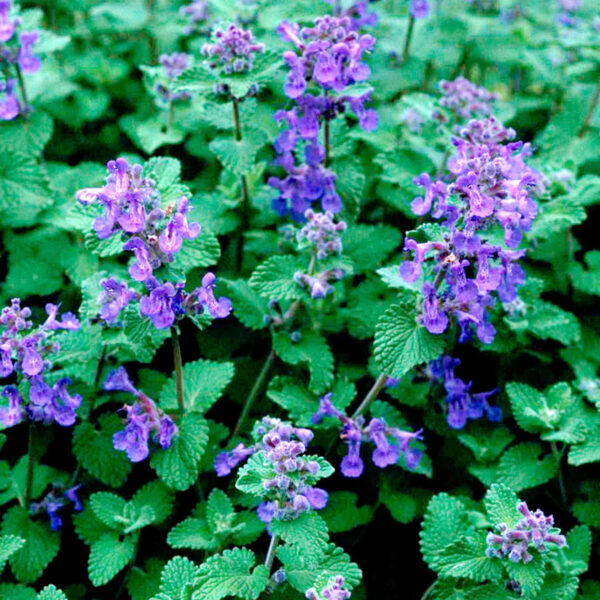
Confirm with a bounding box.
[88,533,135,586]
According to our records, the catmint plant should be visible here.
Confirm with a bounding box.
[270,14,377,218]
[323,0,378,30]
[399,117,540,343]
[29,483,83,531]
[312,393,423,477]
[0,0,40,119]
[103,367,178,462]
[486,501,567,563]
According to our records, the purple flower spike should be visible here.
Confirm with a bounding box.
[195,273,232,319]
[43,304,80,331]
[140,282,177,329]
[410,0,430,19]
[21,338,44,377]
[113,407,151,463]
[0,78,19,121]
[0,386,23,427]
[99,278,138,324]
[123,238,153,282]
[18,31,41,74]
[0,0,15,42]
[103,367,139,395]
[159,52,189,79]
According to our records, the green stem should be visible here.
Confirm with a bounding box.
[324,118,331,168]
[579,74,600,137]
[264,534,279,572]
[352,372,388,419]
[171,325,185,413]
[420,582,435,600]
[233,350,275,437]
[402,15,416,63]
[24,423,35,507]
[14,63,29,118]
[551,442,567,505]
[232,97,251,268]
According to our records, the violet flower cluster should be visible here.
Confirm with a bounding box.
[323,0,378,30]
[152,52,191,108]
[215,416,329,523]
[486,501,567,564]
[399,117,540,343]
[557,0,582,27]
[269,15,377,219]
[0,0,40,120]
[0,299,81,429]
[312,393,423,477]
[439,76,497,121]
[30,484,83,531]
[306,575,352,600]
[410,0,430,19]
[77,158,231,329]
[201,23,264,75]
[293,209,347,299]
[430,356,501,429]
[103,367,178,463]
[180,0,209,36]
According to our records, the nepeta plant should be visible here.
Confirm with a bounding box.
[1,1,600,599]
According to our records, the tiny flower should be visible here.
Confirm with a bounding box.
[18,30,41,74]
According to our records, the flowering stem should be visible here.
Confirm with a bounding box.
[324,118,331,168]
[579,74,600,137]
[284,253,317,321]
[23,423,35,507]
[14,64,30,119]
[352,372,388,419]
[402,15,416,63]
[551,442,567,505]
[170,326,185,413]
[420,582,435,600]
[264,533,279,572]
[233,350,275,437]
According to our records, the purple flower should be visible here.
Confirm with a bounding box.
[139,282,176,329]
[367,418,400,468]
[306,575,352,600]
[0,78,19,121]
[194,273,232,319]
[99,278,138,324]
[305,487,328,509]
[158,197,201,256]
[0,343,14,378]
[0,0,15,42]
[107,369,178,462]
[159,52,189,79]
[439,77,497,121]
[340,424,364,478]
[201,23,265,75]
[180,0,209,35]
[43,304,80,331]
[123,238,153,282]
[64,485,84,512]
[486,501,566,564]
[410,0,430,19]
[21,338,44,377]
[0,386,23,427]
[215,443,255,476]
[18,31,40,74]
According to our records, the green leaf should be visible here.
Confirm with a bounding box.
[154,556,199,600]
[88,533,135,586]
[120,115,185,154]
[570,251,600,296]
[484,484,520,529]
[222,278,269,330]
[420,493,467,570]
[209,130,267,176]
[563,525,591,576]
[497,443,558,492]
[270,512,329,563]
[89,492,127,531]
[249,255,306,300]
[170,228,221,272]
[150,413,209,490]
[531,196,586,239]
[568,432,600,466]
[0,582,37,600]
[159,359,234,413]
[343,224,402,271]
[279,543,362,594]
[206,489,235,533]
[374,302,445,379]
[506,382,561,433]
[36,585,68,600]
[1,506,59,583]
[437,535,504,582]
[127,558,164,600]
[272,330,334,394]
[167,518,216,551]
[320,492,374,533]
[73,414,132,487]
[0,111,54,156]
[505,557,546,598]
[0,535,25,573]
[194,548,269,600]
[131,480,174,525]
